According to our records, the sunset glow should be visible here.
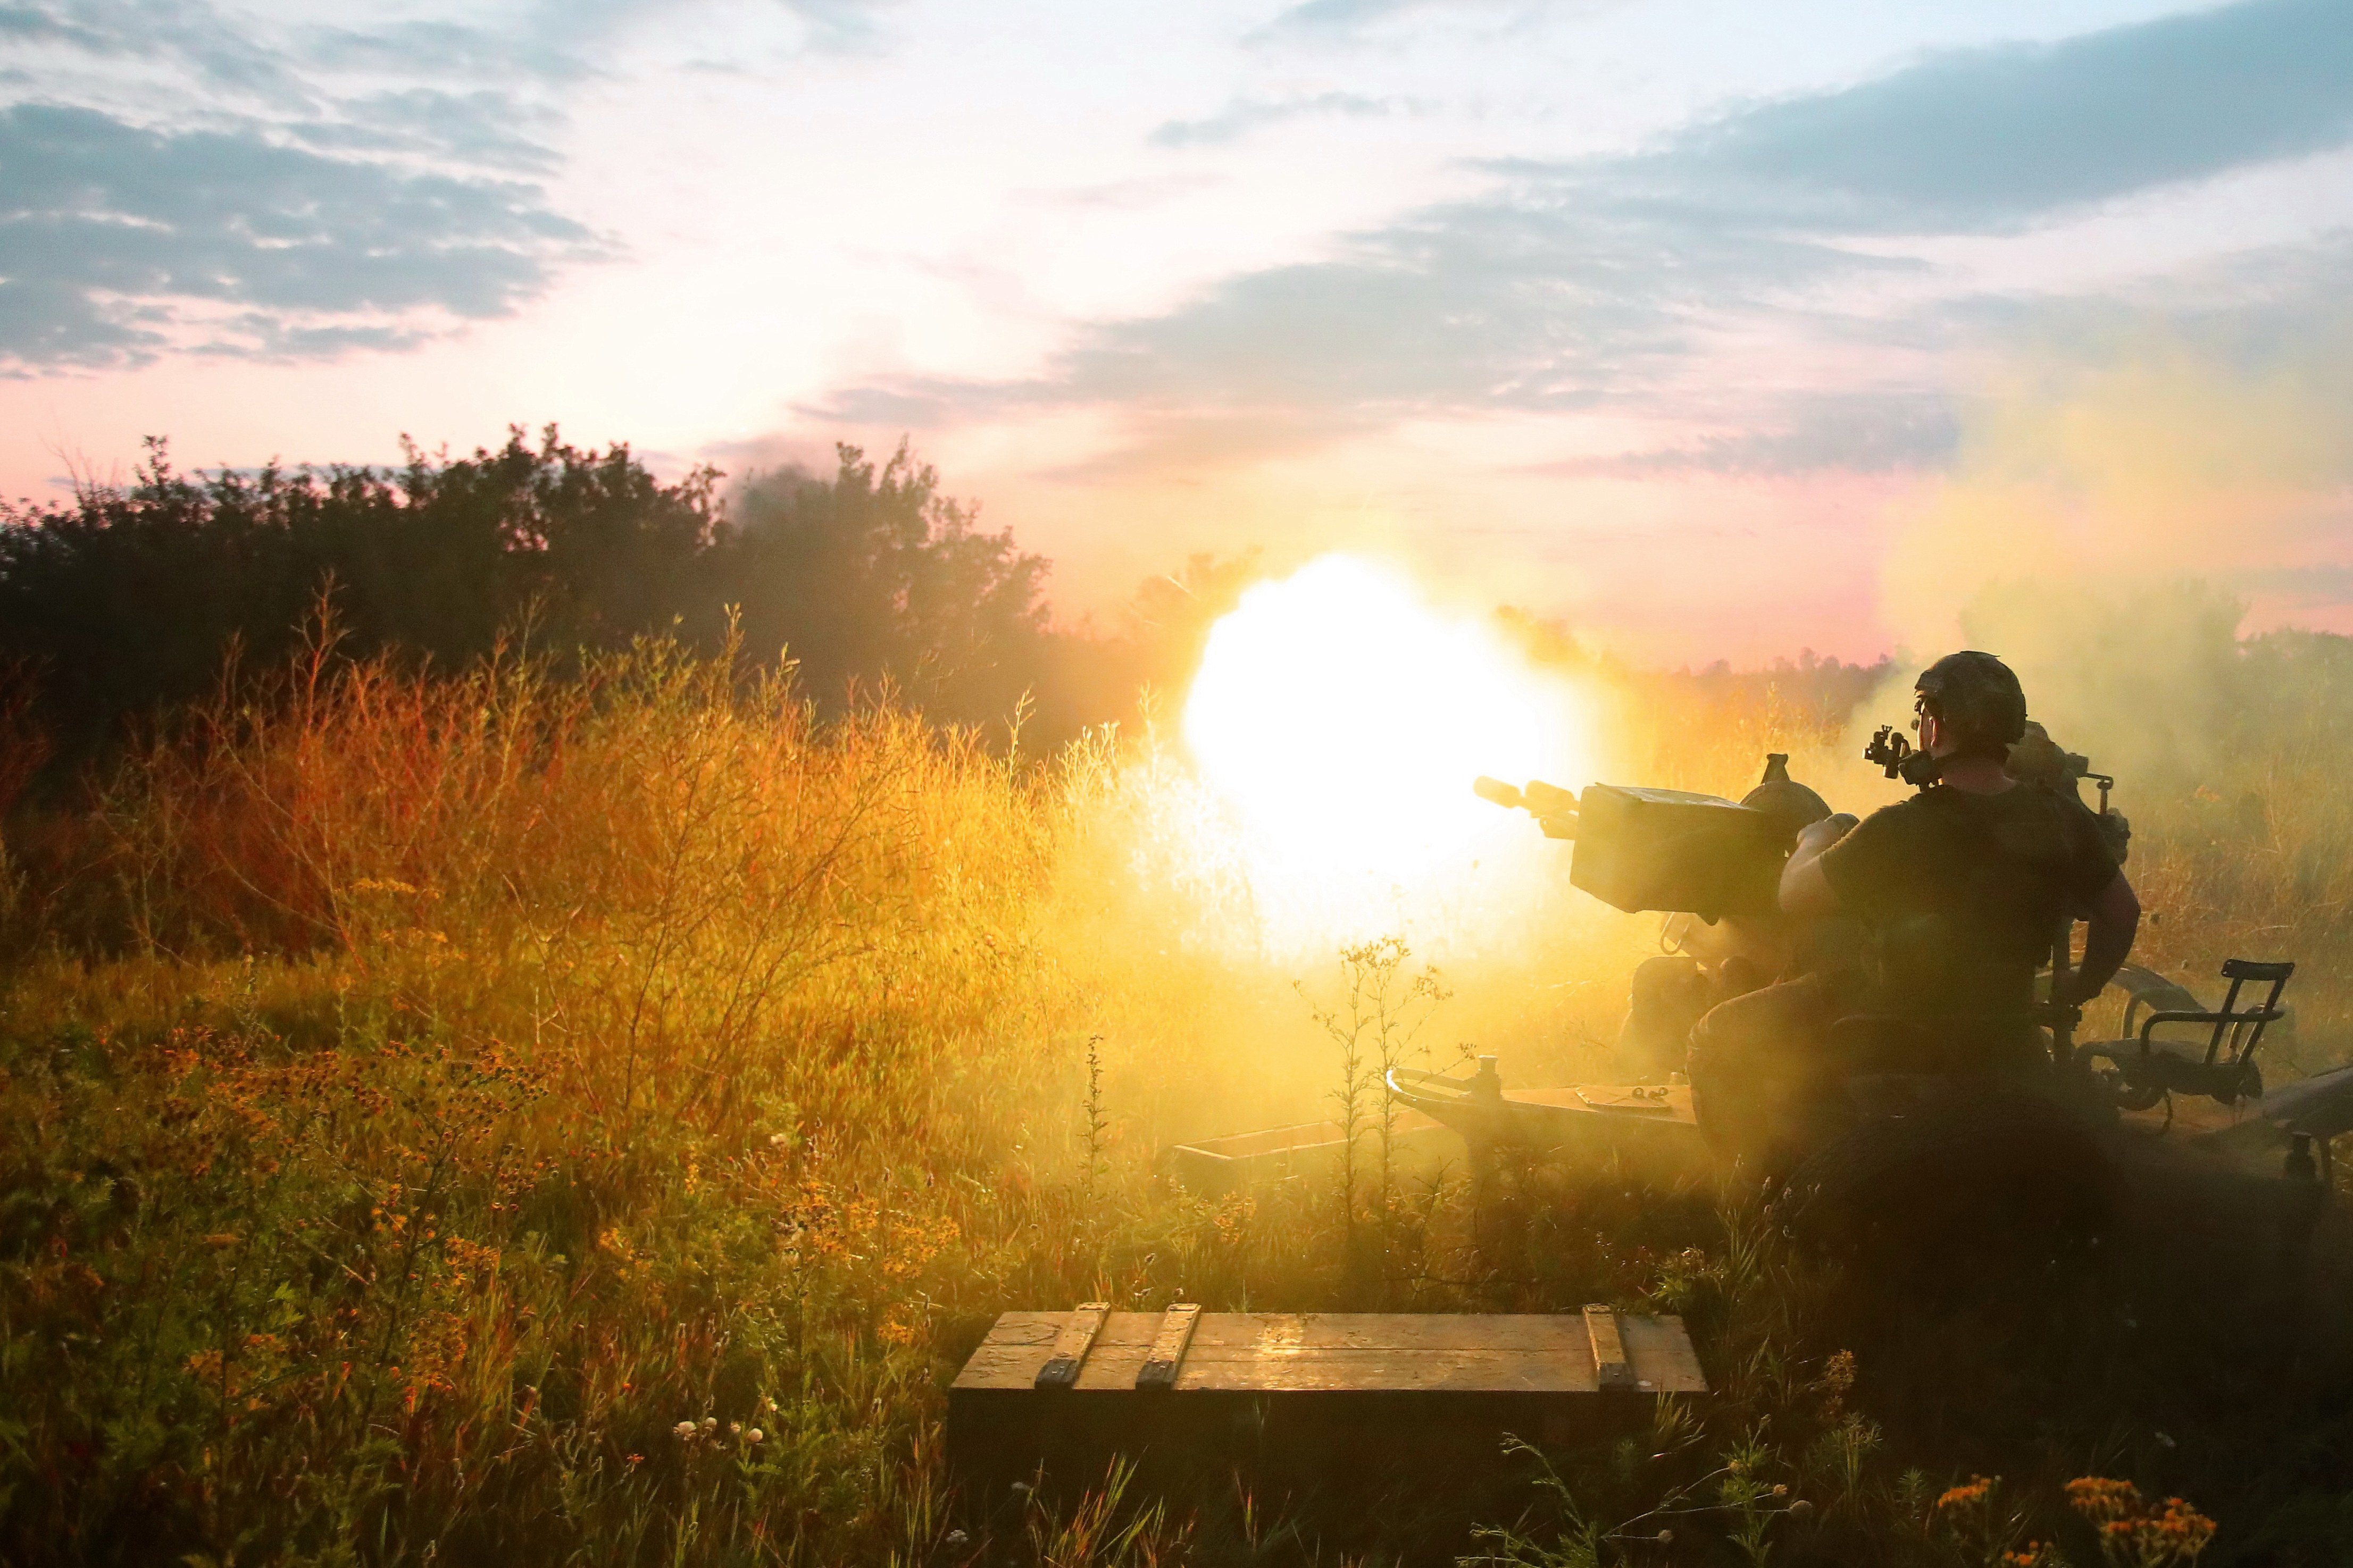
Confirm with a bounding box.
[5,3,2349,659]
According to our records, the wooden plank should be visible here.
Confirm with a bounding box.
[1177,1314,1590,1394]
[1136,1304,1201,1390]
[1619,1314,1703,1394]
[1584,1305,1634,1391]
[953,1312,1707,1396]
[1033,1302,1109,1389]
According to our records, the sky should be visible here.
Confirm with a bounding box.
[3,0,2351,663]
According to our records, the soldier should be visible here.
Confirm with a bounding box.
[1687,651,2141,1169]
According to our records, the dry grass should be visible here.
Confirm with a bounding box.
[2,630,2348,1565]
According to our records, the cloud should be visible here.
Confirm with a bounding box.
[1,1,326,108]
[287,89,565,173]
[821,168,1896,454]
[1264,0,1426,29]
[0,1,907,375]
[766,0,895,53]
[1546,393,1963,478]
[0,103,597,368]
[1639,0,2353,232]
[1149,91,1403,148]
[302,18,594,88]
[0,3,600,174]
[195,315,438,359]
[838,0,2353,476]
[307,0,889,77]
[0,1,873,367]
[0,4,120,52]
[1935,224,2353,364]
[1253,0,1593,41]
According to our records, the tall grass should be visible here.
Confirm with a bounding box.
[2,630,1141,1564]
[2,627,2348,1564]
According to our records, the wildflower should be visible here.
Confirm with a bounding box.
[2065,1477,2216,1564]
[945,1529,969,1548]
[701,1416,716,1432]
[769,1132,788,1147]
[1937,1476,1996,1511]
[729,1421,741,1436]
[1819,1348,1857,1408]
[2065,1477,2141,1522]
[1656,1530,1672,1545]
[746,1428,763,1444]
[1772,1483,1788,1496]
[674,1421,697,1439]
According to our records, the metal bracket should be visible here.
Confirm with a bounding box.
[1034,1302,1109,1389]
[1135,1303,1201,1390]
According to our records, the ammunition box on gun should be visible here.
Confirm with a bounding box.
[1567,784,1783,920]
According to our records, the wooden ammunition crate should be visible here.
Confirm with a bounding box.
[948,1307,1705,1480]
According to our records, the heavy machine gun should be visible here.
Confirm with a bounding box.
[1433,737,2338,1288]
[1471,773,1791,923]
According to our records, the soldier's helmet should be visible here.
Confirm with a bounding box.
[1915,650,2027,757]
[1741,753,1832,843]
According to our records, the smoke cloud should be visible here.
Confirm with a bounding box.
[1867,317,2353,787]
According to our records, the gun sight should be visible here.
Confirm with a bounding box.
[1864,725,1942,787]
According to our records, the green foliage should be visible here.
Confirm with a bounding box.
[0,431,1097,766]
[0,430,714,755]
[715,443,1050,727]
[1299,935,1450,1299]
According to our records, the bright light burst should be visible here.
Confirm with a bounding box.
[1182,554,1594,952]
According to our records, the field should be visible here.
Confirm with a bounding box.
[5,599,2353,1566]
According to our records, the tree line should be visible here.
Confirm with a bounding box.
[0,427,1256,776]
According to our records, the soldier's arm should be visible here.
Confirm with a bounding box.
[1779,813,1860,918]
[2064,871,2140,1005]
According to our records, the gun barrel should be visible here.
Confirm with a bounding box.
[1472,775,1525,811]
[1473,776,1580,838]
[1524,779,1579,818]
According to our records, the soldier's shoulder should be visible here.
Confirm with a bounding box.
[1864,791,1940,823]
[1844,794,1935,844]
